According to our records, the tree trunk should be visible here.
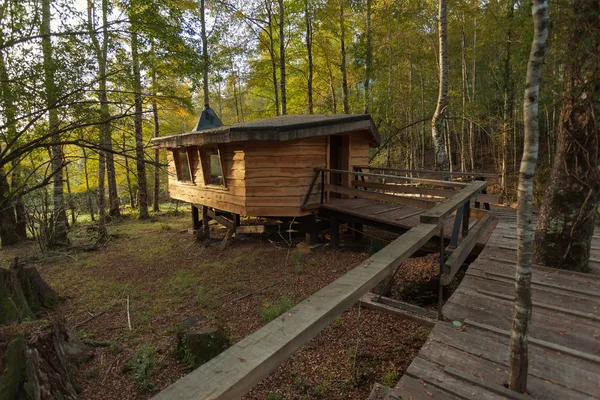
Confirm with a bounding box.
[470,2,478,171]
[431,0,449,171]
[305,0,314,114]
[151,42,160,213]
[509,0,549,392]
[0,173,19,247]
[82,148,95,221]
[339,0,349,114]
[41,0,68,245]
[502,0,514,196]
[130,29,149,219]
[201,0,210,108]
[64,161,76,225]
[267,2,280,116]
[278,0,287,115]
[533,0,599,272]
[123,133,136,208]
[363,0,372,114]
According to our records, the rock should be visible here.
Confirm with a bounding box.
[176,320,230,369]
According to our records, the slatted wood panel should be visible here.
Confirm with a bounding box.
[395,217,600,400]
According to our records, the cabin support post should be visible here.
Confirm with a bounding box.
[303,214,319,245]
[329,216,339,249]
[353,222,364,241]
[191,205,201,231]
[201,206,210,238]
[438,226,445,320]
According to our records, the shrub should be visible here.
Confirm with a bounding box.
[123,344,155,392]
[261,296,293,323]
[381,369,400,387]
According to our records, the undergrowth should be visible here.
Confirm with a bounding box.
[123,344,155,392]
[261,296,293,323]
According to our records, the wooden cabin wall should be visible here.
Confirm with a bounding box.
[243,137,327,216]
[167,144,247,215]
[340,132,371,188]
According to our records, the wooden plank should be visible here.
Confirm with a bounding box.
[325,184,438,210]
[323,168,469,188]
[441,213,492,285]
[420,181,487,224]
[395,375,462,400]
[444,367,531,400]
[372,205,404,215]
[360,293,436,327]
[360,166,500,179]
[245,167,316,179]
[465,319,600,364]
[351,180,453,198]
[151,223,440,400]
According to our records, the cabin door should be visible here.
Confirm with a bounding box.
[329,135,349,198]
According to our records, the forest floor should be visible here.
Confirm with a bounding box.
[0,206,436,400]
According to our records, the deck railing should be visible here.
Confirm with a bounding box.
[153,168,492,400]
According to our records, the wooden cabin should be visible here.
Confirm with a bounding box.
[151,114,380,220]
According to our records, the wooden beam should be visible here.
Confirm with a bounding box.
[325,184,438,210]
[420,181,487,224]
[441,213,493,285]
[151,222,440,400]
[207,208,235,230]
[444,367,530,400]
[322,168,469,188]
[361,167,500,179]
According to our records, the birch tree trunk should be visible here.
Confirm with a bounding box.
[509,0,549,392]
[339,0,349,114]
[431,0,449,171]
[151,42,160,213]
[41,0,69,245]
[131,27,149,219]
[278,0,287,115]
[363,0,372,114]
[533,0,600,272]
[305,0,313,114]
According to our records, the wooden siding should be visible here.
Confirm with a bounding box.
[166,132,372,217]
[168,143,246,215]
[243,137,326,216]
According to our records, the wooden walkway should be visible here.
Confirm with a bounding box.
[395,218,600,400]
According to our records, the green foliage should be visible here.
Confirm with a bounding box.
[123,344,155,393]
[169,271,199,296]
[261,296,293,323]
[367,239,386,255]
[196,287,219,309]
[381,369,400,387]
[290,251,305,274]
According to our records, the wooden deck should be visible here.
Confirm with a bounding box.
[395,218,600,400]
[320,198,486,241]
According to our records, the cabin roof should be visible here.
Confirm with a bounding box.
[151,114,380,148]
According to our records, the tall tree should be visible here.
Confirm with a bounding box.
[363,0,372,114]
[501,0,514,196]
[509,0,549,392]
[151,42,160,213]
[339,0,349,114]
[431,0,449,170]
[88,0,116,238]
[533,0,600,272]
[41,0,69,245]
[305,0,314,114]
[201,0,210,108]
[130,16,149,219]
[278,0,287,115]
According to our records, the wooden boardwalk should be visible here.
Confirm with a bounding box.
[395,218,600,400]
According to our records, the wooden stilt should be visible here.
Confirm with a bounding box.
[191,205,200,231]
[330,216,339,249]
[201,206,210,238]
[353,222,364,240]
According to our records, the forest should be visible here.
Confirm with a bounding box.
[0,0,599,398]
[0,0,585,249]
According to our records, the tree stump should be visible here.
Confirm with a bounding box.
[0,258,89,400]
[175,316,230,369]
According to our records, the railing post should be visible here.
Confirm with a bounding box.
[462,200,470,238]
[320,169,325,204]
[438,226,445,320]
[449,205,463,249]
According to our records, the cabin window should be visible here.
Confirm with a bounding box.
[173,147,199,183]
[200,145,225,186]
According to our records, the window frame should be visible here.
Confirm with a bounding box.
[172,148,194,183]
[200,145,226,188]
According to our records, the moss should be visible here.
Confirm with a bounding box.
[0,335,27,400]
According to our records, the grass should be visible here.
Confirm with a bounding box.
[169,270,200,296]
[261,296,293,323]
[196,286,219,309]
[123,344,155,393]
[290,251,305,275]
